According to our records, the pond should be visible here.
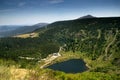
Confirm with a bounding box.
[46,59,88,73]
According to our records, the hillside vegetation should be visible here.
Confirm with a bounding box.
[0,17,120,79]
[38,17,120,61]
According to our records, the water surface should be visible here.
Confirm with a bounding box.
[46,59,88,73]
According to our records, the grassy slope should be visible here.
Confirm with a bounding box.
[13,32,39,38]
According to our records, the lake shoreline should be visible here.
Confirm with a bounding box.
[46,59,89,73]
[39,51,91,73]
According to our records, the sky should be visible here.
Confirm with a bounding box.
[0,0,120,25]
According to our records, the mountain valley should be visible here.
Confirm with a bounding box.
[0,16,120,80]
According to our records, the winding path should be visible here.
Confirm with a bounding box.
[40,47,62,68]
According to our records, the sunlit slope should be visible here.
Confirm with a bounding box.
[13,32,39,38]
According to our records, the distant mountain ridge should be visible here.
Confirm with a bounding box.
[0,15,119,38]
[0,23,48,37]
[33,23,48,26]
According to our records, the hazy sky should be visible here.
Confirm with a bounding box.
[0,0,120,25]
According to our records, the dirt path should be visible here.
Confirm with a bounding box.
[40,55,60,68]
[40,47,62,68]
